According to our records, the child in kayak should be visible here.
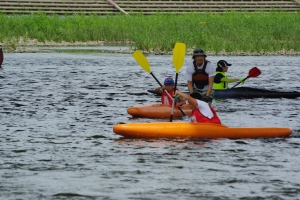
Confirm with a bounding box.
[214,60,244,90]
[175,90,221,124]
[155,77,186,106]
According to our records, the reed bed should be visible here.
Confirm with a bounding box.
[0,12,299,54]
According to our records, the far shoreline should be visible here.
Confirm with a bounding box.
[1,40,300,56]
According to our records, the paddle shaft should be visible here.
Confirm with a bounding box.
[232,76,250,88]
[170,73,179,122]
[150,73,161,87]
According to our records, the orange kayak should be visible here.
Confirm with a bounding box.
[113,122,292,139]
[127,104,191,119]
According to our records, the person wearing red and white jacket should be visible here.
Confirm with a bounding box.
[175,90,221,124]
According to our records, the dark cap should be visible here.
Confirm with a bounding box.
[192,48,206,58]
[217,60,232,68]
[190,92,202,100]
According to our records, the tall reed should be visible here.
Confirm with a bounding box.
[0,11,299,53]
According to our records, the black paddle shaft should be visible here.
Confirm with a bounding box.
[150,72,163,87]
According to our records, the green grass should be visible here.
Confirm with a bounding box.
[0,11,299,53]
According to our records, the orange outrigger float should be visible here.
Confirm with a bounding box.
[113,122,292,139]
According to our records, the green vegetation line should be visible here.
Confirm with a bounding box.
[0,12,299,54]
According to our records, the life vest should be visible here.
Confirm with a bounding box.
[161,90,175,105]
[214,72,228,90]
[192,61,209,89]
[190,106,221,124]
[161,89,182,105]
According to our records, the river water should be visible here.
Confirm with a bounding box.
[0,51,299,199]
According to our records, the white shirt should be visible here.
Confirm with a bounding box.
[185,61,215,91]
[196,99,214,118]
[190,99,214,122]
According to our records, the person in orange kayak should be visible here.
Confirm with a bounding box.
[214,60,244,90]
[175,90,221,124]
[155,77,186,106]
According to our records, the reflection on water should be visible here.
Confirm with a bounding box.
[0,52,299,199]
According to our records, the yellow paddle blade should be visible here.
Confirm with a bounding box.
[172,42,186,73]
[132,50,151,73]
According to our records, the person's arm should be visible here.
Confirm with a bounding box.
[206,63,215,96]
[206,76,214,96]
[179,96,186,105]
[185,63,194,94]
[175,90,198,107]
[176,90,214,117]
[154,86,164,94]
[187,81,193,94]
[175,94,186,106]
[220,77,239,83]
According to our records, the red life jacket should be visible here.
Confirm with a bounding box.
[161,89,183,105]
[161,90,174,105]
[190,106,221,124]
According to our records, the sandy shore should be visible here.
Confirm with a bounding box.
[1,39,300,56]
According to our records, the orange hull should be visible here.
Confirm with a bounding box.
[127,104,191,118]
[113,122,292,139]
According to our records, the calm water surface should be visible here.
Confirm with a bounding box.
[0,52,299,199]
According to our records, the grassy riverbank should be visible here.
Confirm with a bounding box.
[0,12,299,55]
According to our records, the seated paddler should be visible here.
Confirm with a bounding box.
[214,60,244,90]
[175,90,221,124]
[155,77,186,106]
